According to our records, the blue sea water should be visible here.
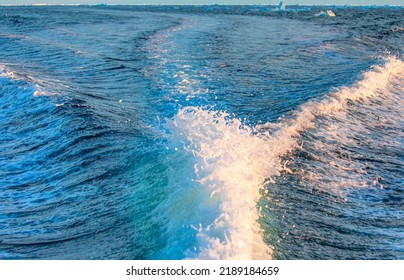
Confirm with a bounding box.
[0,5,403,259]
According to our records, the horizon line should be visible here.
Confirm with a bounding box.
[1,3,403,6]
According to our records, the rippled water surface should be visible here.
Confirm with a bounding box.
[0,5,403,259]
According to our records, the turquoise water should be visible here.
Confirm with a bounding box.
[0,5,403,259]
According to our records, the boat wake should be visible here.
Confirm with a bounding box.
[156,56,403,259]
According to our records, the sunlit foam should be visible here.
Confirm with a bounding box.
[159,56,403,259]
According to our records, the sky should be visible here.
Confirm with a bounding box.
[0,0,402,6]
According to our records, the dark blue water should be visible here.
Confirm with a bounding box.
[0,5,403,259]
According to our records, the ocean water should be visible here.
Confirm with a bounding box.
[0,5,403,260]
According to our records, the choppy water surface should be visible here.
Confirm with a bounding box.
[0,5,403,259]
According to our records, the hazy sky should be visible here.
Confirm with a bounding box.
[1,0,403,6]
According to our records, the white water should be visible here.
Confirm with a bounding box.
[0,64,59,97]
[156,56,403,259]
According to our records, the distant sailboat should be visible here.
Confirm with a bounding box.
[326,10,336,17]
[315,10,337,17]
[274,1,286,11]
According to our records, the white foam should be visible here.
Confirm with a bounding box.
[145,19,211,100]
[168,108,279,259]
[160,56,403,259]
[0,64,16,79]
[0,64,58,97]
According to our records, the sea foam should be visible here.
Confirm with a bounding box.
[159,56,403,259]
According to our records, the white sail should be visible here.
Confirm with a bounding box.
[326,10,336,17]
